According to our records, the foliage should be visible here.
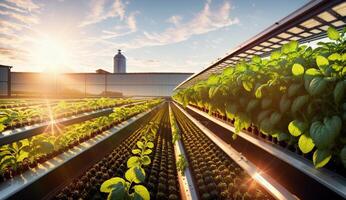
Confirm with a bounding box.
[176,154,188,176]
[100,122,159,200]
[173,27,346,169]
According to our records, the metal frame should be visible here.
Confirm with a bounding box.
[175,0,346,90]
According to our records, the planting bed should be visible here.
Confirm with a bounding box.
[171,103,274,200]
[53,103,181,200]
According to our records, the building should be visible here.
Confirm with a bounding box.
[0,51,192,97]
[113,50,126,73]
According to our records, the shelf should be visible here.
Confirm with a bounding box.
[173,102,296,200]
[0,103,162,200]
[169,104,198,200]
[0,101,145,146]
[179,102,346,199]
[175,0,346,90]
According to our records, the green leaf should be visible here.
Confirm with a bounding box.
[316,55,329,68]
[288,41,298,51]
[100,177,126,193]
[298,134,315,154]
[142,156,151,166]
[288,120,308,137]
[292,63,304,76]
[127,156,140,168]
[270,51,281,60]
[137,141,144,149]
[246,99,259,113]
[328,53,341,61]
[133,185,150,200]
[0,124,6,132]
[143,149,152,155]
[242,81,253,92]
[132,149,141,155]
[305,68,321,76]
[261,97,272,109]
[334,81,345,104]
[252,55,261,63]
[277,132,290,142]
[340,146,346,168]
[291,95,309,114]
[288,83,302,97]
[313,149,332,169]
[279,95,291,113]
[308,77,328,96]
[146,142,154,148]
[269,112,282,125]
[107,183,127,200]
[125,167,145,183]
[327,27,340,40]
[310,116,342,149]
[257,110,271,124]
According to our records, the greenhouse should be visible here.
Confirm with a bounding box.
[0,0,345,200]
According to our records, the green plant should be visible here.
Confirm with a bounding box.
[100,122,159,200]
[173,27,346,169]
[0,140,29,171]
[176,154,188,175]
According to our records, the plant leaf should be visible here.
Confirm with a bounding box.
[142,156,151,166]
[132,185,150,200]
[327,27,340,40]
[334,81,345,104]
[100,177,126,193]
[298,134,315,154]
[125,167,145,184]
[316,55,329,68]
[132,149,141,155]
[288,120,308,137]
[308,77,328,96]
[146,142,154,148]
[127,156,140,168]
[313,149,332,168]
[291,95,309,114]
[292,63,304,76]
[310,116,342,149]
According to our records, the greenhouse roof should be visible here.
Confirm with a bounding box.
[175,0,346,90]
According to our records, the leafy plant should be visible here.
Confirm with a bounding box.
[100,122,159,200]
[174,27,346,169]
[176,154,188,176]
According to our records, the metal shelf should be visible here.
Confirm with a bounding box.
[0,103,162,200]
[169,104,198,200]
[175,0,346,90]
[0,102,145,146]
[177,102,346,199]
[173,102,296,200]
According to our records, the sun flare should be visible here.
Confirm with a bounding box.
[30,36,71,73]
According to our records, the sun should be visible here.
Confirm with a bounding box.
[30,35,71,74]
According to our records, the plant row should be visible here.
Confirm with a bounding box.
[172,104,273,200]
[0,98,142,132]
[174,27,346,170]
[0,99,162,182]
[54,103,180,200]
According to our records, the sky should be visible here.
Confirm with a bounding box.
[0,0,309,73]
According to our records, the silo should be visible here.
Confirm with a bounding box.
[113,49,126,73]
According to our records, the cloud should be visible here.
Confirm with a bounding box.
[80,0,126,27]
[4,0,40,12]
[101,11,138,39]
[167,15,182,26]
[0,10,40,24]
[0,2,27,13]
[120,0,239,49]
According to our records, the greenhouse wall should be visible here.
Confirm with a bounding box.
[10,72,192,97]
